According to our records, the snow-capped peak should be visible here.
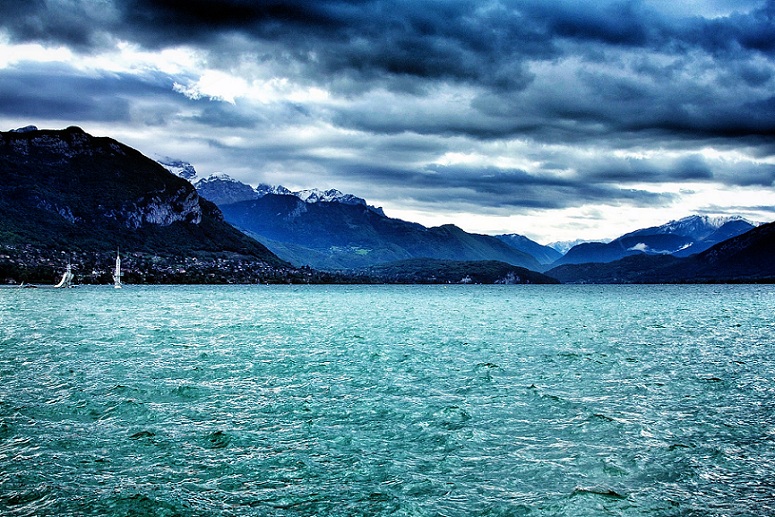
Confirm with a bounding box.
[295,188,367,206]
[157,157,198,181]
[662,215,748,233]
[255,183,292,197]
[614,214,756,251]
[644,215,752,240]
[295,188,327,203]
[193,173,264,206]
[197,173,239,184]
[188,174,385,214]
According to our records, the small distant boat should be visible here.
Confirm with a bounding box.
[112,250,122,289]
[54,263,74,288]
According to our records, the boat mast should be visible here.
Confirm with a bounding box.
[113,249,122,288]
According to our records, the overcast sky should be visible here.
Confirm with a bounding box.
[1,0,774,243]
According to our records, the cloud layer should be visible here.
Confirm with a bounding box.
[1,0,774,241]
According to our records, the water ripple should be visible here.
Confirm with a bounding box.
[1,284,774,515]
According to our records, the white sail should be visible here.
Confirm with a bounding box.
[55,264,73,288]
[112,251,122,289]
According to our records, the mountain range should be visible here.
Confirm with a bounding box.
[0,127,549,284]
[553,215,756,267]
[220,193,542,271]
[185,173,765,279]
[192,172,387,215]
[546,220,775,283]
[189,173,543,271]
[186,173,773,283]
[0,126,328,284]
[543,214,774,282]
[0,126,772,284]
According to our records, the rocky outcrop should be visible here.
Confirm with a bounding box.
[105,188,204,229]
[0,126,286,270]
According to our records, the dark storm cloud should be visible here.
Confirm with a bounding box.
[690,4,775,55]
[0,62,164,122]
[1,0,774,231]
[523,0,775,57]
[3,1,772,82]
[0,0,117,49]
[91,1,775,83]
[332,163,675,210]
[520,0,661,47]
[187,103,262,129]
[4,1,775,138]
[583,155,713,183]
[2,0,546,89]
[419,165,674,209]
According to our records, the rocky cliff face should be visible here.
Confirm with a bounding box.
[192,174,386,216]
[105,187,204,229]
[0,126,286,271]
[1,126,209,232]
[194,174,262,206]
[156,157,198,180]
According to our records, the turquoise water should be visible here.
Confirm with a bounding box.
[1,284,774,516]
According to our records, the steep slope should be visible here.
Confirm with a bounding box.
[194,174,263,206]
[546,221,775,283]
[218,194,542,270]
[495,234,562,265]
[673,219,758,256]
[0,126,311,284]
[686,221,775,281]
[552,215,755,266]
[156,157,198,180]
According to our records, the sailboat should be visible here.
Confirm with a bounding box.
[54,263,74,288]
[112,250,122,289]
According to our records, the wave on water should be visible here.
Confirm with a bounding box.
[1,284,774,515]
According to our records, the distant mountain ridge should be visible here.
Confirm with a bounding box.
[553,215,756,266]
[626,217,757,257]
[188,174,541,270]
[547,239,604,255]
[546,221,775,283]
[218,193,542,271]
[495,234,562,265]
[187,175,763,275]
[176,171,387,216]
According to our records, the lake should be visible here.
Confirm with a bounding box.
[1,284,774,515]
